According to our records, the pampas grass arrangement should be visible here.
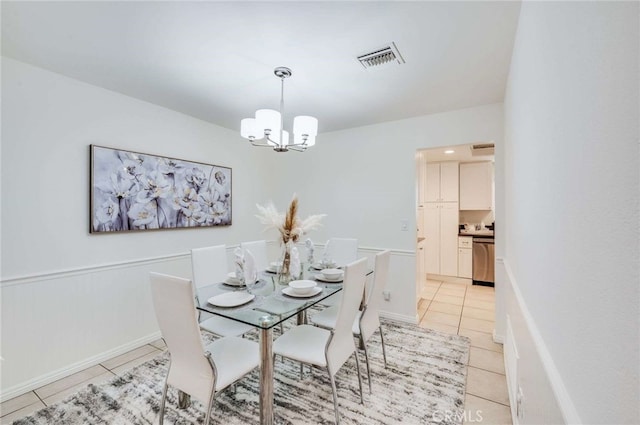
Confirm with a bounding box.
[256,195,325,277]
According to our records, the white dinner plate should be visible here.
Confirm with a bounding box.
[265,266,278,274]
[314,273,344,283]
[282,286,323,298]
[208,292,255,307]
[224,278,245,287]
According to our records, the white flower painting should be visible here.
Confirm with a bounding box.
[90,145,232,233]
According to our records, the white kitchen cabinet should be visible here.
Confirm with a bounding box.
[424,202,459,277]
[458,236,473,278]
[460,162,493,210]
[425,162,459,203]
[417,239,426,283]
[417,207,425,238]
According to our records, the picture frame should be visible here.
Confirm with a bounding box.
[90,145,232,233]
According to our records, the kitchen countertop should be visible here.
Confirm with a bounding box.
[458,230,494,238]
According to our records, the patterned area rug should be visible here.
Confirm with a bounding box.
[14,319,469,425]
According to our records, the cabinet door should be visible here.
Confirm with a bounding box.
[424,163,441,202]
[424,204,440,274]
[417,241,426,282]
[460,162,493,210]
[439,162,459,202]
[458,248,472,278]
[417,207,425,238]
[439,203,459,277]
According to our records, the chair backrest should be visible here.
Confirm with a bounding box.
[326,238,358,267]
[360,250,390,341]
[327,257,367,375]
[191,245,228,288]
[240,240,268,271]
[149,272,214,404]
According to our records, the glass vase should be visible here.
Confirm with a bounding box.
[278,242,293,284]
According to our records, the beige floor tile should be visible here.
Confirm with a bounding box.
[458,328,503,353]
[101,344,159,371]
[425,279,442,287]
[1,391,39,417]
[460,317,495,334]
[34,364,108,399]
[149,339,166,350]
[465,291,495,302]
[466,366,510,406]
[469,347,505,374]
[440,282,469,290]
[464,298,495,311]
[428,301,463,316]
[437,286,466,297]
[0,400,45,424]
[419,290,437,300]
[467,285,496,294]
[419,319,459,335]
[464,394,512,425]
[463,306,496,321]
[433,294,464,306]
[111,350,163,376]
[43,371,115,406]
[423,311,461,327]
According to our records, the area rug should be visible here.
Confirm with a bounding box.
[13,319,470,425]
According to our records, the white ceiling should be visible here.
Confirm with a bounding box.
[1,1,521,134]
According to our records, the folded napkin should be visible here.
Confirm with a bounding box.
[305,238,315,265]
[234,247,244,281]
[243,249,257,284]
[290,246,301,279]
[322,239,332,262]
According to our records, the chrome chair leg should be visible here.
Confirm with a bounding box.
[328,369,341,425]
[300,362,304,379]
[159,378,168,425]
[361,337,372,393]
[204,391,216,425]
[379,326,388,368]
[354,351,364,405]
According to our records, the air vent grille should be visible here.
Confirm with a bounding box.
[471,143,495,156]
[358,42,405,68]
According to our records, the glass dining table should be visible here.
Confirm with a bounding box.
[194,265,372,425]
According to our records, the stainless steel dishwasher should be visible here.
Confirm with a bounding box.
[472,237,495,285]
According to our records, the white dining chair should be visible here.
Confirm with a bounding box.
[240,240,269,271]
[321,238,359,306]
[191,245,254,338]
[149,272,259,425]
[273,257,367,424]
[310,250,391,392]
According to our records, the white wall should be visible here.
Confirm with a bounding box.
[0,58,279,397]
[502,2,639,424]
[268,103,504,322]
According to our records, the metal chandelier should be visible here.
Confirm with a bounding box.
[240,67,318,152]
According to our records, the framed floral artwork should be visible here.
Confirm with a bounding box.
[90,145,232,233]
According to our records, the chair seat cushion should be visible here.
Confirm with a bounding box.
[199,316,254,337]
[204,336,259,391]
[273,325,330,367]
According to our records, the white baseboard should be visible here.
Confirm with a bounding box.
[0,331,161,402]
[492,329,505,344]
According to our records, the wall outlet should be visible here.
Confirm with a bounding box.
[400,219,408,231]
[383,291,391,301]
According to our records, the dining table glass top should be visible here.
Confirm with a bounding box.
[195,265,372,329]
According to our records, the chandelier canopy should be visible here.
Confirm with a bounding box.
[241,67,318,152]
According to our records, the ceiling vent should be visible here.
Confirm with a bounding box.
[357,42,405,68]
[471,143,495,156]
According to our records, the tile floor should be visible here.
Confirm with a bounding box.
[2,280,511,424]
[418,278,512,425]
